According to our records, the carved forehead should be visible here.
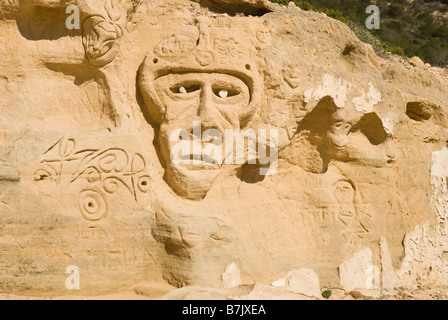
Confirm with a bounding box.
[141,19,259,85]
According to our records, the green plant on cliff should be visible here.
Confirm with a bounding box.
[322,289,332,299]
[272,0,350,23]
[269,0,448,67]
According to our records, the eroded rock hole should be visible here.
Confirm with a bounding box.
[406,101,434,121]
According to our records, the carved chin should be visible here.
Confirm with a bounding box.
[165,164,221,200]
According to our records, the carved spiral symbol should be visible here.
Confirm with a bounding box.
[103,177,120,194]
[78,190,107,221]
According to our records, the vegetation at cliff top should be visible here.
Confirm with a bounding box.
[269,0,448,67]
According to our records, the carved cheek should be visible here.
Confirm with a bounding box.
[158,124,180,163]
[153,90,197,124]
[213,92,250,129]
[217,102,247,128]
[165,99,201,125]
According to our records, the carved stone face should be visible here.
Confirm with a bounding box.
[256,28,272,45]
[327,121,352,150]
[153,72,251,199]
[333,180,356,219]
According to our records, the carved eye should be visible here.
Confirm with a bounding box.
[334,122,344,129]
[170,85,200,94]
[333,122,351,131]
[212,87,240,99]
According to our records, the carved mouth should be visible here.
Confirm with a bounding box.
[177,152,222,170]
[175,163,222,172]
[181,153,223,165]
[386,159,396,166]
[330,142,347,150]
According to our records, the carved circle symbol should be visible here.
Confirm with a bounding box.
[137,176,150,193]
[78,190,107,222]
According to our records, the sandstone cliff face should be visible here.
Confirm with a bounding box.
[1,0,448,298]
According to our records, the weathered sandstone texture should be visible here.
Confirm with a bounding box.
[1,0,448,299]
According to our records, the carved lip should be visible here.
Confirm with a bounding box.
[177,161,222,170]
[386,159,396,167]
[182,153,221,163]
[178,153,223,169]
[330,142,347,150]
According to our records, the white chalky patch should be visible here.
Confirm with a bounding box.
[353,82,381,113]
[219,89,228,98]
[381,118,394,135]
[304,74,352,108]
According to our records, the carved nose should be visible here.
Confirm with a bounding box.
[197,87,220,132]
[385,139,396,160]
[386,150,396,160]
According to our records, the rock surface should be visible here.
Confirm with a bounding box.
[222,263,242,289]
[1,0,448,299]
[272,268,322,298]
[339,248,380,292]
[409,56,426,69]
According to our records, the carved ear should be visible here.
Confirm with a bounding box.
[138,53,169,125]
[238,65,262,128]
